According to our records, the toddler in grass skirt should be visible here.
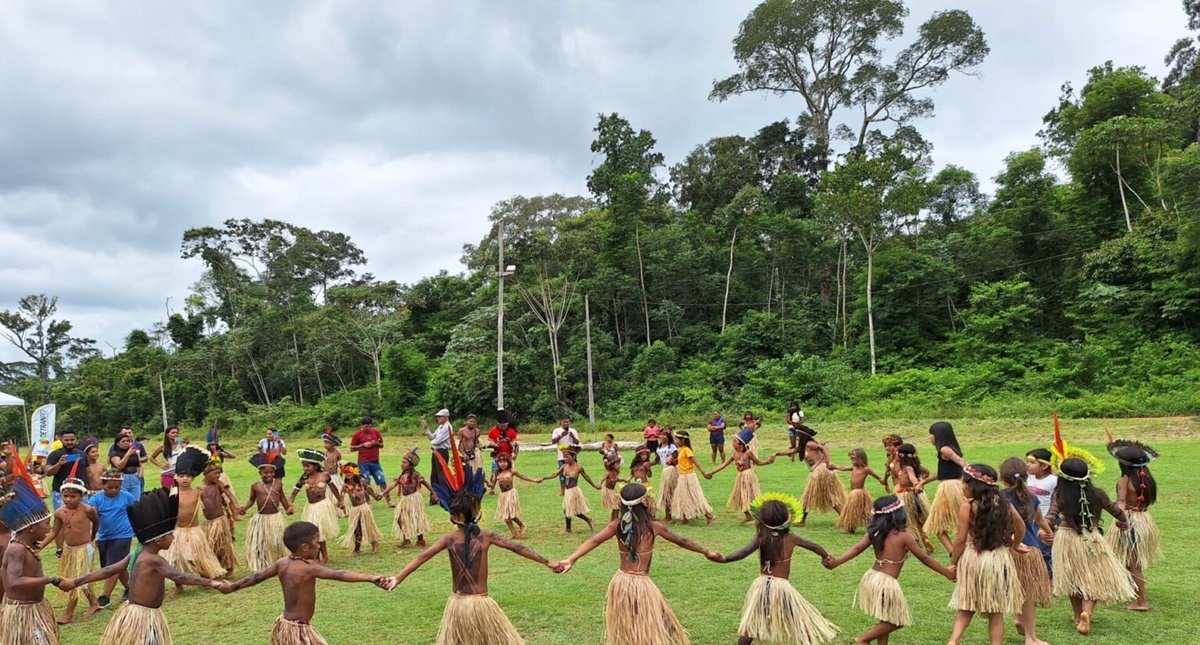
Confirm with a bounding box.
[489,451,541,538]
[199,456,241,574]
[833,448,887,533]
[382,449,433,547]
[339,465,384,555]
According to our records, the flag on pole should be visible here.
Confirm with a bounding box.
[29,404,56,459]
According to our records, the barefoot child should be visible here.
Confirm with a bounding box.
[322,433,345,517]
[227,521,389,643]
[651,428,680,520]
[241,456,294,571]
[711,494,839,645]
[289,449,342,563]
[892,445,934,552]
[488,451,540,538]
[199,456,240,575]
[834,449,887,534]
[1041,423,1136,635]
[776,442,846,527]
[163,447,226,595]
[88,471,137,609]
[340,465,384,556]
[824,495,956,645]
[946,464,1027,645]
[998,458,1053,645]
[710,430,776,522]
[626,446,656,514]
[85,445,105,494]
[1023,448,1057,573]
[600,457,627,522]
[671,431,715,525]
[880,435,903,491]
[557,483,721,645]
[921,422,970,554]
[542,445,600,532]
[381,448,432,548]
[70,489,229,644]
[42,467,100,624]
[1105,434,1161,612]
[0,455,72,644]
[387,445,559,645]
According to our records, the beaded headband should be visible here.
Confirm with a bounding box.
[873,498,905,515]
[963,465,997,486]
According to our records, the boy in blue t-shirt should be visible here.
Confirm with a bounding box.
[87,470,137,608]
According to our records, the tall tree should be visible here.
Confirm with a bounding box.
[0,295,96,397]
[710,0,988,159]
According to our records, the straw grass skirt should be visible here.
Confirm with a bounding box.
[271,616,328,645]
[165,525,225,579]
[394,491,432,541]
[898,489,930,543]
[602,485,621,511]
[836,489,873,532]
[59,542,94,604]
[563,486,591,517]
[302,497,341,542]
[246,512,287,571]
[658,466,679,512]
[0,598,57,645]
[436,593,524,645]
[854,569,912,627]
[923,478,967,536]
[748,434,759,457]
[99,602,172,645]
[1013,544,1053,607]
[341,503,384,549]
[800,463,846,514]
[328,474,347,517]
[496,488,522,522]
[1106,510,1162,568]
[950,543,1023,614]
[739,574,839,645]
[605,570,688,645]
[672,472,712,520]
[204,516,237,572]
[727,468,761,512]
[1051,527,1136,603]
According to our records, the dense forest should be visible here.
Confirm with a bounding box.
[3,0,1200,439]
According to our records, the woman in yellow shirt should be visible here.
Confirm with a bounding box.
[671,431,715,525]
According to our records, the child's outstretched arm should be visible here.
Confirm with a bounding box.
[560,520,619,570]
[312,564,388,588]
[719,536,762,564]
[3,550,64,593]
[708,456,735,475]
[288,478,304,505]
[388,534,450,588]
[902,532,955,580]
[824,535,871,569]
[939,446,967,468]
[153,558,227,592]
[221,485,242,517]
[788,533,832,561]
[865,468,886,487]
[70,555,132,588]
[378,479,400,498]
[948,502,972,567]
[654,522,720,560]
[750,453,775,467]
[227,561,281,592]
[540,466,564,482]
[511,469,539,484]
[487,532,555,570]
[39,511,66,550]
[578,467,601,490]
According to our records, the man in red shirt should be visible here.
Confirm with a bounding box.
[351,416,393,507]
[487,409,519,479]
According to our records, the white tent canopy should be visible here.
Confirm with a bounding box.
[0,391,24,407]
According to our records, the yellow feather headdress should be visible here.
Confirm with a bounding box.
[749,492,803,531]
[1050,412,1104,480]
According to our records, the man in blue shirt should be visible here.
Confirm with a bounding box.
[87,470,137,608]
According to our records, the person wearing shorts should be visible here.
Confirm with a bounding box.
[88,471,137,608]
[707,410,726,464]
[352,416,392,506]
[643,419,661,451]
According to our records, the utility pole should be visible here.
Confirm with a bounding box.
[158,374,169,430]
[496,222,516,409]
[585,294,595,431]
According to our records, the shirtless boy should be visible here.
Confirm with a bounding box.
[241,458,295,571]
[41,473,100,624]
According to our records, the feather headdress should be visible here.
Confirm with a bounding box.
[321,429,342,447]
[402,447,420,467]
[431,436,486,567]
[1105,430,1158,466]
[60,458,88,494]
[249,453,276,471]
[297,448,325,466]
[0,444,52,532]
[205,423,219,447]
[749,492,803,532]
[127,488,179,544]
[1050,412,1104,479]
[173,446,210,478]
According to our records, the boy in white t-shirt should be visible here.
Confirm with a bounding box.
[1025,447,1058,571]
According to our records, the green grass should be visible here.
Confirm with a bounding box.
[49,417,1200,644]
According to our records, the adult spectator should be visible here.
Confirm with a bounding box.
[256,427,289,480]
[643,419,661,451]
[149,426,184,488]
[422,409,454,505]
[457,414,482,472]
[108,433,143,500]
[118,426,147,493]
[45,429,85,511]
[487,409,519,478]
[351,416,392,507]
[707,410,727,464]
[549,416,581,496]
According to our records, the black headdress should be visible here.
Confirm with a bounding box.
[173,446,209,478]
[127,488,179,544]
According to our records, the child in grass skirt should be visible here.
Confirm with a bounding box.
[947,464,1026,645]
[600,457,626,521]
[775,442,846,527]
[558,483,721,645]
[825,495,955,645]
[289,449,343,563]
[670,431,714,524]
[388,442,559,645]
[241,457,294,571]
[712,493,839,645]
[999,458,1053,645]
[165,448,226,590]
[1040,420,1136,636]
[382,448,433,548]
[923,422,970,554]
[833,448,887,533]
[42,465,101,624]
[1105,434,1162,612]
[710,430,776,522]
[652,429,680,521]
[892,444,934,552]
[627,447,657,515]
[200,456,240,575]
[0,453,64,645]
[322,432,346,518]
[543,445,600,532]
[339,465,383,555]
[489,451,541,538]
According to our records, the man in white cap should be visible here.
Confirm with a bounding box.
[421,409,454,505]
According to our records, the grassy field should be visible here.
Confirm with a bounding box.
[47,417,1200,644]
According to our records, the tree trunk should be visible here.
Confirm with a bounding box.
[635,224,651,346]
[292,332,304,406]
[840,237,849,349]
[866,249,877,375]
[1116,148,1133,233]
[373,347,383,399]
[721,225,739,333]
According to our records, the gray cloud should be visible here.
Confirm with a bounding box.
[0,0,1189,361]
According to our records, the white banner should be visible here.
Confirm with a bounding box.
[30,403,56,459]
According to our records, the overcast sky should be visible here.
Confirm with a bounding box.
[0,0,1189,362]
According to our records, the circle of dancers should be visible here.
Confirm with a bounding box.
[0,411,1164,645]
